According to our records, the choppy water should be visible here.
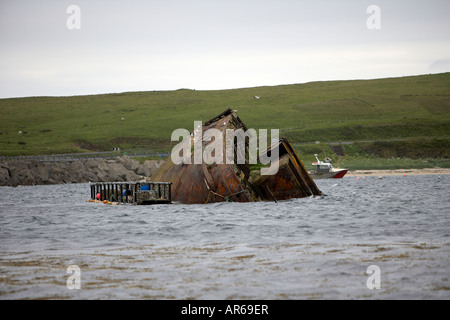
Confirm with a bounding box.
[1,174,449,299]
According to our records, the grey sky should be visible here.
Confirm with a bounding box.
[0,0,449,98]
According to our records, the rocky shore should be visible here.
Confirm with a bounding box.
[2,156,448,187]
[348,168,450,177]
[0,156,164,187]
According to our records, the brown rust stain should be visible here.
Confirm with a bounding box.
[151,108,321,204]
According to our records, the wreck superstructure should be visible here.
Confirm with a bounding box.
[151,108,321,204]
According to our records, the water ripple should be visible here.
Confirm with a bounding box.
[0,175,449,299]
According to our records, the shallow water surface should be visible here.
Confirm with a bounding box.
[1,175,449,299]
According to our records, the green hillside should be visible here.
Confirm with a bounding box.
[1,72,449,169]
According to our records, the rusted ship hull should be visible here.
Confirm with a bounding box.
[151,109,321,204]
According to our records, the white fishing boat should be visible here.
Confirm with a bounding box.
[309,154,348,179]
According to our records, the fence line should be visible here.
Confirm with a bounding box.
[0,152,170,162]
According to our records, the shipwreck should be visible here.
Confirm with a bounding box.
[150,108,321,204]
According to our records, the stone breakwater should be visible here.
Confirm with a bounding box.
[0,156,164,187]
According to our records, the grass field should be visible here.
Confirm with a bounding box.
[1,72,449,169]
[294,140,450,171]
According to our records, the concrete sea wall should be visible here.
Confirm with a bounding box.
[0,155,164,187]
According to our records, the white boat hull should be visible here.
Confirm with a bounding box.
[309,168,348,179]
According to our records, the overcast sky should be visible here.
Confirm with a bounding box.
[0,0,449,98]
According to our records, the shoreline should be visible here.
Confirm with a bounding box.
[347,168,450,177]
[0,156,163,187]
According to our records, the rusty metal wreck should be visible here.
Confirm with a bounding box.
[150,108,321,204]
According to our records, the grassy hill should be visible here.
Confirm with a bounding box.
[1,72,449,169]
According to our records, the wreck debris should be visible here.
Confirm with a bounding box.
[151,108,321,204]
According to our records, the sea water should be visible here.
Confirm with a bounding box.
[1,174,449,299]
